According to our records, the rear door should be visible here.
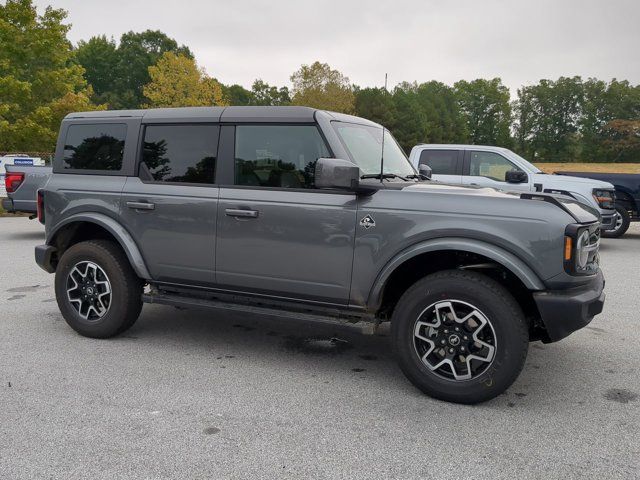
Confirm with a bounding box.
[215,124,357,304]
[119,124,220,286]
[417,149,463,184]
[462,149,532,192]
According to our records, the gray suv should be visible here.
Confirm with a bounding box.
[35,107,605,404]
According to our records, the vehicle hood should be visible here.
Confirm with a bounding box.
[402,181,599,224]
[402,182,519,199]
[533,172,614,190]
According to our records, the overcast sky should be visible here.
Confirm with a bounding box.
[35,0,640,94]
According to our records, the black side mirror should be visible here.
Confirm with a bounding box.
[315,158,360,190]
[418,164,433,180]
[505,170,528,184]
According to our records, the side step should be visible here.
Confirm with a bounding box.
[142,291,379,335]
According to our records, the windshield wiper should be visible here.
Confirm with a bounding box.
[360,173,409,181]
[405,174,430,181]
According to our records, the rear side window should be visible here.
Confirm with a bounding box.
[418,150,459,175]
[141,125,218,184]
[235,125,330,189]
[63,124,127,171]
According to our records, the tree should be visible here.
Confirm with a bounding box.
[391,84,427,152]
[223,84,253,106]
[512,77,583,161]
[143,52,227,108]
[290,61,355,113]
[454,78,512,147]
[74,35,119,104]
[580,79,640,161]
[251,79,290,106]
[0,0,103,151]
[601,119,640,162]
[414,81,468,144]
[75,30,193,109]
[354,87,397,128]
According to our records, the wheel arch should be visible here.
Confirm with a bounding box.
[47,213,151,279]
[368,238,545,323]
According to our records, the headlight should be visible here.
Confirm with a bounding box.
[592,189,615,209]
[576,229,590,269]
[564,224,600,275]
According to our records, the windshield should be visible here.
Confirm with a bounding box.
[332,122,416,178]
[511,151,542,173]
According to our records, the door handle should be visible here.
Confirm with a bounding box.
[225,208,259,218]
[126,201,155,211]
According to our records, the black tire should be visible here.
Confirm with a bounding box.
[55,240,143,338]
[391,270,529,404]
[601,205,630,238]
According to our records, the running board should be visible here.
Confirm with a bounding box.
[142,291,379,335]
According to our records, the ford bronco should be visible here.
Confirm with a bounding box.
[34,107,605,404]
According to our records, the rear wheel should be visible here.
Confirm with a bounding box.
[392,270,529,404]
[55,240,143,338]
[601,205,630,238]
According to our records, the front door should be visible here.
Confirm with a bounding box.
[119,124,220,285]
[462,150,532,192]
[215,124,357,304]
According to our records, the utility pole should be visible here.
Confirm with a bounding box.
[384,73,388,92]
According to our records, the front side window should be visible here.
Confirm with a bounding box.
[63,124,126,170]
[469,151,522,182]
[332,122,415,178]
[235,125,330,188]
[141,125,218,184]
[419,150,459,175]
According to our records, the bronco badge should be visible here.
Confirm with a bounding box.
[359,214,376,229]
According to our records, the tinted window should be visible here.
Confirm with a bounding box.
[419,150,459,175]
[469,151,522,181]
[63,124,126,170]
[141,125,218,184]
[235,125,330,188]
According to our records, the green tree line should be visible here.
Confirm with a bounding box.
[2,0,639,162]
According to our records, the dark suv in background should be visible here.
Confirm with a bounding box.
[34,107,605,404]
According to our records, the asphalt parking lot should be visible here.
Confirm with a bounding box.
[0,218,638,480]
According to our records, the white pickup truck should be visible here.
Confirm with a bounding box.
[409,145,618,236]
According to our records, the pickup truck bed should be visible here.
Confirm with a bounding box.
[2,164,52,214]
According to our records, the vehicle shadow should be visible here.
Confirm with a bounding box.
[101,304,603,409]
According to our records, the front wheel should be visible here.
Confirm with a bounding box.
[392,270,529,404]
[55,240,143,338]
[601,205,630,238]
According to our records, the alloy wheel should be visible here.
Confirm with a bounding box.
[413,300,497,381]
[66,261,112,321]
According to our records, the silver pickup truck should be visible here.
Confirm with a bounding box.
[2,164,52,215]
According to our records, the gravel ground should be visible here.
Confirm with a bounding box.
[1,218,638,479]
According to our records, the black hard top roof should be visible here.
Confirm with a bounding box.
[63,106,380,126]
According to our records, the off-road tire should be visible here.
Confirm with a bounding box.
[392,270,529,404]
[55,240,143,338]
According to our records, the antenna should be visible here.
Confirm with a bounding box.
[379,126,385,184]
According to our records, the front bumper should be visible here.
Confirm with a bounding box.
[2,197,14,213]
[533,270,605,342]
[600,213,616,231]
[35,244,57,273]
